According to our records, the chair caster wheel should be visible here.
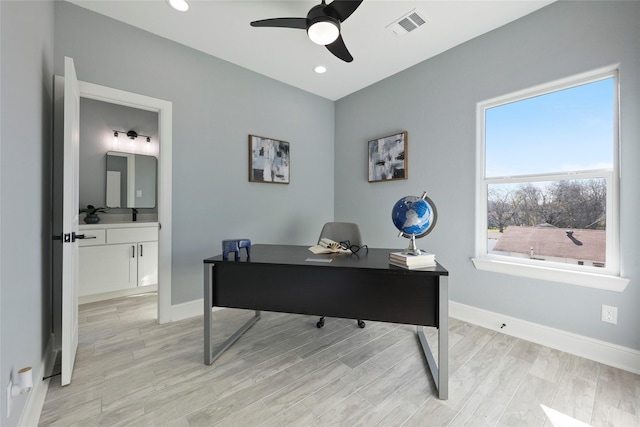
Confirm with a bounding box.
[316,319,325,328]
[357,320,366,328]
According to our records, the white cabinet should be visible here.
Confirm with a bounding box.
[79,223,158,298]
[137,241,158,286]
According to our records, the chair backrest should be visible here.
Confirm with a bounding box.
[318,222,362,246]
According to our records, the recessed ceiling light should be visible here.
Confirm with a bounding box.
[168,0,189,12]
[314,66,327,74]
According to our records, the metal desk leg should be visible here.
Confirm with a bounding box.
[204,264,214,365]
[417,275,448,400]
[438,275,449,400]
[209,310,261,364]
[204,263,261,365]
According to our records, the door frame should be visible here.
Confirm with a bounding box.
[78,81,172,323]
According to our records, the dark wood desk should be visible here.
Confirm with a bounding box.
[203,244,449,399]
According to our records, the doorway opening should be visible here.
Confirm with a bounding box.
[77,98,160,309]
[77,80,172,324]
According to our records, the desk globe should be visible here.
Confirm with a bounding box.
[391,191,438,255]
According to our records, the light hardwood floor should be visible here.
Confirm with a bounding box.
[40,293,639,426]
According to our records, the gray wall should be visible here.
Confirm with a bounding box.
[54,2,336,304]
[0,1,54,423]
[79,97,158,212]
[335,1,640,350]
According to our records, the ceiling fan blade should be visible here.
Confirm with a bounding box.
[325,0,363,22]
[326,34,353,62]
[250,17,306,29]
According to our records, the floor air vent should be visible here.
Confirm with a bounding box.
[386,9,428,36]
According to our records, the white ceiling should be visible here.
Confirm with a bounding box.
[67,0,554,100]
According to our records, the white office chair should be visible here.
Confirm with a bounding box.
[316,222,366,329]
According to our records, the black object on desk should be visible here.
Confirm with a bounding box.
[203,243,449,399]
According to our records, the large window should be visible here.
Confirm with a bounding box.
[474,69,628,291]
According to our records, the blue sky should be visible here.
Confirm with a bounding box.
[485,77,614,178]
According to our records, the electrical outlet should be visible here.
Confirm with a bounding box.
[601,304,618,324]
[6,379,12,418]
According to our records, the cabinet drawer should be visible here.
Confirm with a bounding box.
[107,227,157,244]
[79,229,106,246]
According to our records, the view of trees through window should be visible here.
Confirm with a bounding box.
[488,179,606,233]
[482,74,616,269]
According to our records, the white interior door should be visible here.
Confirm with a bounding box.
[61,56,81,386]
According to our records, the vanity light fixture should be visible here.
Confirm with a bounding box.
[113,130,151,143]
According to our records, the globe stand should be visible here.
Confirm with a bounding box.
[403,234,423,256]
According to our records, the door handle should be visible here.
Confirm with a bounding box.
[71,232,96,242]
[132,245,136,258]
[139,244,143,257]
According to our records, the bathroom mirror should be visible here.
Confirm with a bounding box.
[106,151,157,208]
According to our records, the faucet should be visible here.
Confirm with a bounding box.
[132,208,138,222]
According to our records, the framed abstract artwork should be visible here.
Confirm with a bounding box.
[368,131,408,182]
[248,135,290,184]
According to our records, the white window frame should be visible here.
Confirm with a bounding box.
[472,66,629,292]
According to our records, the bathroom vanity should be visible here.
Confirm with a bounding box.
[78,221,158,302]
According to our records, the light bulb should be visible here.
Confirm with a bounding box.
[307,21,339,45]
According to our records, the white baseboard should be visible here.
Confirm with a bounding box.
[171,298,225,321]
[78,284,157,305]
[171,298,202,321]
[19,334,56,427]
[450,301,640,375]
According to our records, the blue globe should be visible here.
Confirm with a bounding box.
[392,194,437,237]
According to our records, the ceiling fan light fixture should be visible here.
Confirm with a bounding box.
[307,18,340,45]
[250,0,362,62]
[167,0,189,12]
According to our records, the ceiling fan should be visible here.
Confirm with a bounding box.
[250,0,364,63]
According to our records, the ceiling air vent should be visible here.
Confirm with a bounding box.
[386,9,428,36]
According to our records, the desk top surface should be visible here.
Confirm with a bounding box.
[204,244,448,276]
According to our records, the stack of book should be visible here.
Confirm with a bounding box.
[389,251,436,269]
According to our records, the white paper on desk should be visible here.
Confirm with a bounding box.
[305,258,333,263]
[308,238,351,254]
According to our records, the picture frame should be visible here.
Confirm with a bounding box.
[367,131,408,182]
[248,135,290,184]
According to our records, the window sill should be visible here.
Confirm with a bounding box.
[471,257,629,292]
